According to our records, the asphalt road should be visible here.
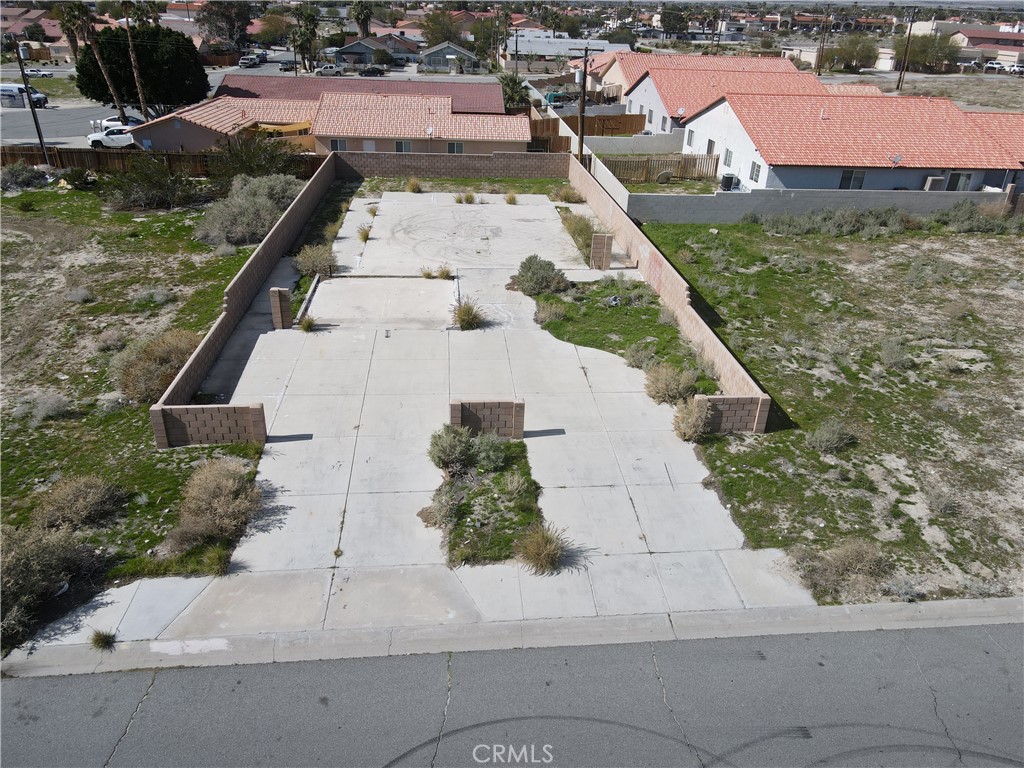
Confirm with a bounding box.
[2,623,1022,768]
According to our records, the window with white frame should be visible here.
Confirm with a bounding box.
[447,142,464,154]
[661,115,667,132]
[723,148,733,167]
[686,129,694,148]
[395,140,412,153]
[749,161,762,183]
[839,169,865,189]
[330,138,347,151]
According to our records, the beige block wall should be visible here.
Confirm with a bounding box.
[567,156,772,434]
[314,138,529,155]
[451,400,526,439]
[151,404,267,448]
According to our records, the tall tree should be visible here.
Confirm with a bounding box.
[421,11,462,48]
[254,12,294,46]
[122,3,149,121]
[68,3,128,123]
[75,25,209,118]
[195,1,254,49]
[289,8,318,72]
[895,34,959,73]
[496,71,529,108]
[55,1,90,62]
[660,9,688,36]
[350,0,372,38]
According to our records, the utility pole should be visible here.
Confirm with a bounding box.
[569,44,604,168]
[15,46,50,166]
[514,31,519,75]
[896,7,917,91]
[814,5,831,76]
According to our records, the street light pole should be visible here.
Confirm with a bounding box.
[15,47,51,166]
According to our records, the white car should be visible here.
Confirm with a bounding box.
[88,127,135,149]
[984,61,1006,72]
[313,64,342,76]
[96,114,145,130]
[23,68,54,78]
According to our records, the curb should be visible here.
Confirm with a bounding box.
[4,597,1020,678]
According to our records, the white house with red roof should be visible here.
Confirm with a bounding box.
[681,94,1022,192]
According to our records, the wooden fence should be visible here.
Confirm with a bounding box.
[559,113,646,137]
[0,146,324,178]
[601,153,719,183]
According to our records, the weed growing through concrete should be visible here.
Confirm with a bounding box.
[516,523,570,575]
[90,629,117,651]
[367,205,378,218]
[505,192,518,205]
[405,177,422,193]
[453,298,485,330]
[436,263,453,280]
[357,224,371,243]
[299,315,317,332]
[421,267,436,279]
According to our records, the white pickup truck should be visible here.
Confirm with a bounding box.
[313,64,342,76]
[87,126,135,149]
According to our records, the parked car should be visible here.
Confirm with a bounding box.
[314,64,342,76]
[238,55,261,68]
[984,61,1006,71]
[1007,64,1024,75]
[359,67,386,77]
[278,60,296,72]
[0,82,47,107]
[23,68,54,78]
[96,114,145,130]
[88,127,135,149]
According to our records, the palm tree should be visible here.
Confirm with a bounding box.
[350,1,372,39]
[66,2,128,123]
[122,2,149,120]
[55,1,89,63]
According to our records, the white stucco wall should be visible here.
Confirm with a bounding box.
[625,76,678,134]
[683,101,769,189]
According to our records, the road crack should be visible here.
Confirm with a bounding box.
[650,642,706,768]
[104,669,157,767]
[430,652,453,768]
[908,638,964,765]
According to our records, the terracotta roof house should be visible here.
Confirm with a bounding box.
[964,112,1024,170]
[213,75,506,114]
[309,92,530,154]
[625,69,826,133]
[681,94,1022,191]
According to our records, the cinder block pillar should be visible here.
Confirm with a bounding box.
[248,403,268,444]
[590,234,613,270]
[270,287,292,329]
[450,400,463,428]
[150,405,169,449]
[512,400,525,439]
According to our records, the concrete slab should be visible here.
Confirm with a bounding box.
[594,392,676,432]
[630,485,744,553]
[249,329,308,360]
[449,357,515,394]
[273,627,393,662]
[231,365,295,398]
[653,552,745,613]
[370,329,449,360]
[510,357,591,394]
[357,394,449,440]
[348,436,441,494]
[231,493,344,572]
[587,554,670,616]
[366,357,448,395]
[116,578,214,642]
[525,431,622,489]
[447,328,511,360]
[540,486,648,555]
[518,567,598,620]
[256,437,357,497]
[34,584,138,646]
[520,393,605,434]
[159,571,333,638]
[608,430,708,486]
[336,492,445,567]
[298,328,376,360]
[453,563,524,622]
[311,279,453,328]
[718,549,816,608]
[324,566,482,629]
[504,329,580,360]
[579,354,648,393]
[268,394,364,438]
[285,357,370,396]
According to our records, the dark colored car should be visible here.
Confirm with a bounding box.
[279,60,296,71]
[359,67,386,77]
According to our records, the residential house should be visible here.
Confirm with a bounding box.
[964,112,1024,187]
[625,69,826,133]
[332,34,419,68]
[949,28,1024,67]
[309,92,530,154]
[502,32,629,74]
[680,94,1021,191]
[419,41,479,72]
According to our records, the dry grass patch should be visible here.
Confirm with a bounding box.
[110,329,200,404]
[516,523,570,574]
[32,475,125,529]
[162,458,260,554]
[645,363,697,404]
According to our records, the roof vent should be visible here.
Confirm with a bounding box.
[819,108,827,120]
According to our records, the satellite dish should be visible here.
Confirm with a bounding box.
[677,107,685,115]
[656,170,673,184]
[427,126,434,137]
[889,153,902,166]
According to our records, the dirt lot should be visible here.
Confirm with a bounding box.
[858,72,1024,111]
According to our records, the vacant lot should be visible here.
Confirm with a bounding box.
[859,73,1024,111]
[645,218,1023,601]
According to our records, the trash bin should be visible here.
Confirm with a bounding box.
[720,174,737,191]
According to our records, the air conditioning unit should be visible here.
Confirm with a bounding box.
[923,176,946,191]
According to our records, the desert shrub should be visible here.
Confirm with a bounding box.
[406,177,422,193]
[97,327,126,351]
[33,475,124,529]
[453,298,485,330]
[0,160,47,191]
[61,167,94,190]
[453,193,464,204]
[624,341,658,370]
[298,314,317,332]
[505,192,517,205]
[1,525,96,646]
[428,424,476,476]
[657,306,678,326]
[104,156,199,210]
[515,255,569,296]
[645,364,697,404]
[515,523,570,574]
[90,629,117,651]
[626,282,659,307]
[206,133,302,195]
[882,575,923,602]
[501,472,531,500]
[463,191,476,204]
[16,199,35,212]
[111,329,199,403]
[805,417,855,454]
[436,263,453,280]
[535,301,568,324]
[163,458,260,554]
[930,201,1014,234]
[925,486,959,515]
[66,286,95,303]
[367,204,378,217]
[418,482,460,530]
[879,336,913,370]
[12,390,73,427]
[293,243,334,277]
[421,266,435,278]
[473,432,505,473]
[357,224,371,242]
[674,397,712,441]
[135,287,174,306]
[195,174,303,246]
[560,211,596,259]
[797,538,890,601]
[553,185,584,203]
[738,211,760,225]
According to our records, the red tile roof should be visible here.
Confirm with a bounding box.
[214,75,506,114]
[722,94,1020,169]
[139,97,313,136]
[310,92,530,142]
[616,52,798,92]
[963,112,1024,163]
[958,29,1024,42]
[642,69,825,118]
